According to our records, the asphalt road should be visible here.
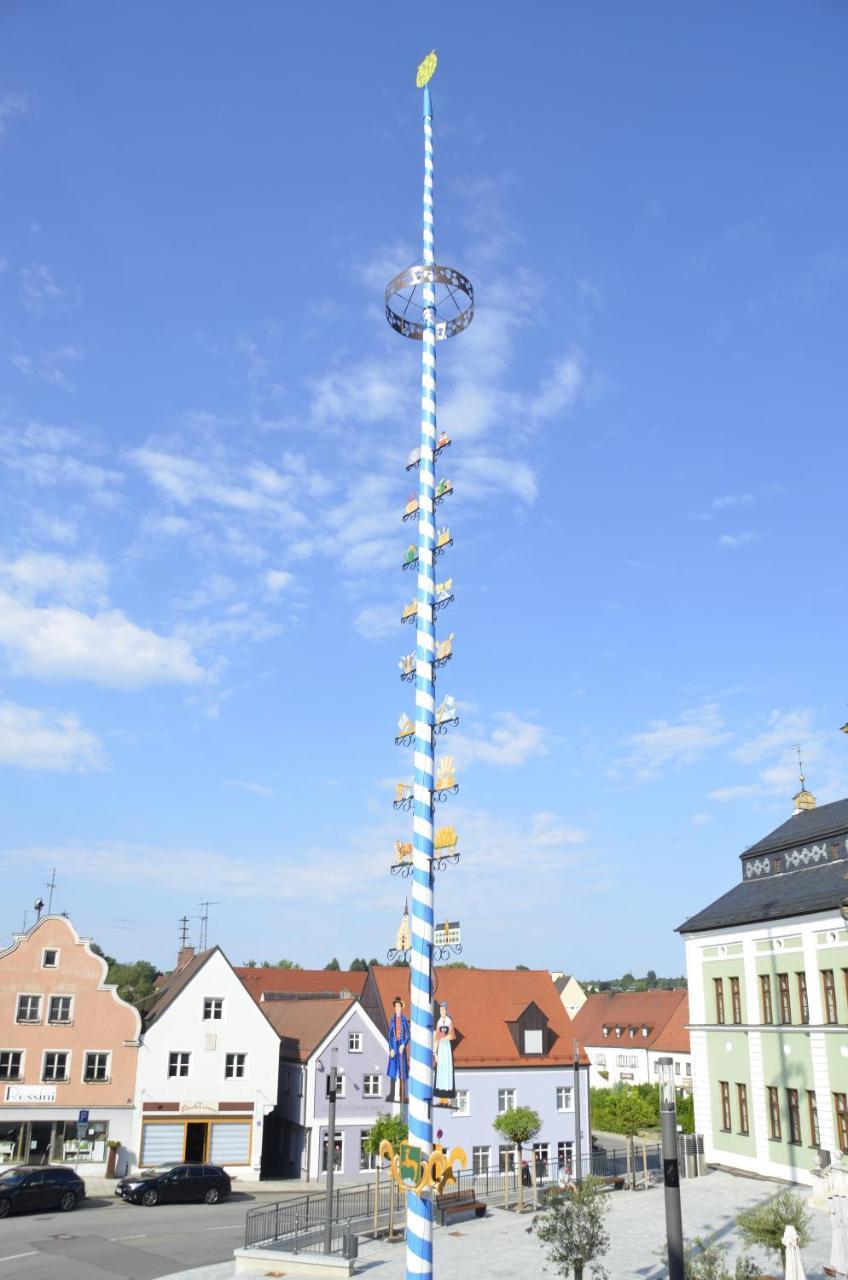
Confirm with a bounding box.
[0,1190,260,1279]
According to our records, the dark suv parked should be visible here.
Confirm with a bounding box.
[116,1163,231,1206]
[0,1166,85,1217]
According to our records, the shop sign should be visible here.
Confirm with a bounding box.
[178,1101,219,1114]
[6,1085,57,1103]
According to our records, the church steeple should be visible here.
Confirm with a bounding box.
[792,745,816,815]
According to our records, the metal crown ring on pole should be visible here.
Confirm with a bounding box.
[385,264,474,341]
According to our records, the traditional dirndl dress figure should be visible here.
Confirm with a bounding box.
[433,1001,456,1104]
[387,996,410,1102]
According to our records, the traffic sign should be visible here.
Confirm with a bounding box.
[78,1109,89,1124]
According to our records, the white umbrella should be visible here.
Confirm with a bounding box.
[782,1224,805,1280]
[830,1194,848,1277]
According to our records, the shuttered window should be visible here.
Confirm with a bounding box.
[141,1124,184,1165]
[209,1122,250,1164]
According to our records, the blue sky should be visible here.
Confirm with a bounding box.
[1,4,846,976]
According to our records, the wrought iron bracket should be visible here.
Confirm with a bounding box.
[433,942,463,962]
[433,595,454,614]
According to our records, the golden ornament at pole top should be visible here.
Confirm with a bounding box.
[416,50,438,88]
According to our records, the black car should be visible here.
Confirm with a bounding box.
[116,1163,231,1206]
[0,1165,85,1217]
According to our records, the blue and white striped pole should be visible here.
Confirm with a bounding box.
[407,78,436,1280]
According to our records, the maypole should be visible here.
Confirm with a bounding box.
[384,51,474,1280]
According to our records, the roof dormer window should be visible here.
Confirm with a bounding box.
[523,1029,543,1055]
[628,1026,635,1038]
[642,1025,649,1037]
[615,1025,622,1038]
[602,1025,609,1037]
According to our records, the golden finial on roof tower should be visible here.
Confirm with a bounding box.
[792,745,816,814]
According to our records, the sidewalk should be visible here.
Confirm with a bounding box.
[159,1168,837,1280]
[85,1175,347,1197]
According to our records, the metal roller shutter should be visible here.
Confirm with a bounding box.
[141,1123,184,1165]
[209,1122,250,1164]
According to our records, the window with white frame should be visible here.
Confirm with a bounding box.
[532,1142,550,1168]
[557,1140,573,1170]
[595,1053,606,1067]
[472,1145,490,1174]
[41,949,59,968]
[363,1074,381,1098]
[348,1032,362,1052]
[556,1086,573,1112]
[0,1051,23,1081]
[203,997,223,1021]
[453,1089,470,1116]
[685,1061,691,1075]
[497,1088,517,1114]
[83,1052,110,1082]
[16,995,41,1024]
[498,1144,515,1172]
[523,1028,544,1054]
[225,1053,246,1079]
[616,1054,637,1068]
[43,1051,69,1082]
[325,1070,345,1098]
[48,995,72,1025]
[360,1130,378,1170]
[168,1051,190,1077]
[675,1061,681,1076]
[321,1130,343,1173]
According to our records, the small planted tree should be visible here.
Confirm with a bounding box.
[493,1105,541,1211]
[364,1112,408,1236]
[736,1191,812,1270]
[533,1175,611,1280]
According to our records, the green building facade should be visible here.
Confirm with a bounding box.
[679,794,848,1185]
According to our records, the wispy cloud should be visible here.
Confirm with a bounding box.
[224,779,274,798]
[0,552,109,607]
[621,703,731,777]
[353,604,397,642]
[718,531,757,548]
[0,701,103,771]
[450,712,550,768]
[0,93,29,142]
[713,493,754,510]
[0,591,205,688]
[20,263,81,314]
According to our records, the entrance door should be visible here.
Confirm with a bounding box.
[28,1123,53,1165]
[184,1122,208,1163]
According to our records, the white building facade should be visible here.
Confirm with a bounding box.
[133,948,279,1180]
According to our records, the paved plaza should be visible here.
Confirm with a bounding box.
[165,1169,836,1280]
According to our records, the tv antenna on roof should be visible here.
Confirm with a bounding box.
[198,900,219,951]
[45,867,57,915]
[179,915,190,949]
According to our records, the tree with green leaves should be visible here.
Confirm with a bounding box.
[91,946,159,1008]
[493,1105,541,1212]
[533,1175,611,1280]
[349,958,379,971]
[276,959,302,969]
[324,958,340,970]
[736,1191,812,1269]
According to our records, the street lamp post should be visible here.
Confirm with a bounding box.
[657,1056,684,1280]
[324,1048,340,1255]
[572,1038,582,1183]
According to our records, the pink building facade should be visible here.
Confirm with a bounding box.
[0,916,141,1175]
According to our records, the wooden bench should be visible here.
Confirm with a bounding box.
[599,1174,625,1191]
[435,1186,487,1226]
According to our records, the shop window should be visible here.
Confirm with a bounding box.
[16,995,40,1024]
[83,1052,110,1083]
[43,1051,69,1082]
[0,1052,23,1081]
[321,1131,343,1174]
[60,1120,109,1162]
[141,1123,184,1165]
[225,1053,246,1079]
[209,1121,250,1165]
[48,996,73,1025]
[360,1130,378,1170]
[203,998,224,1021]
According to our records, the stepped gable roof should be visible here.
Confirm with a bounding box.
[569,989,689,1053]
[144,947,217,1026]
[261,996,356,1062]
[677,857,848,933]
[368,967,589,1067]
[742,797,848,858]
[235,967,367,1003]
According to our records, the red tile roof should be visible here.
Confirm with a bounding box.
[261,997,357,1062]
[569,989,689,1054]
[368,967,589,1068]
[235,967,367,1003]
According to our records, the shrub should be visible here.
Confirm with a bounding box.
[736,1191,812,1267]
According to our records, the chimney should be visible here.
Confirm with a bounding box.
[177,945,195,969]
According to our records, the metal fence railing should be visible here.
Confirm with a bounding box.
[244,1143,667,1251]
